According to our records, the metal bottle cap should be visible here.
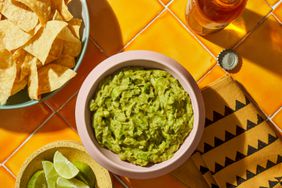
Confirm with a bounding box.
[217,49,239,71]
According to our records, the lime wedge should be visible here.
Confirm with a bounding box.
[53,151,79,179]
[56,177,90,188]
[73,161,96,188]
[27,170,47,188]
[42,161,59,188]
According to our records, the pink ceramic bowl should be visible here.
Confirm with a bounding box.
[75,50,205,179]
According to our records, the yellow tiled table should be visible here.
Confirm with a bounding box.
[0,0,281,187]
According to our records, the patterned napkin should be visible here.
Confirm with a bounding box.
[172,76,282,188]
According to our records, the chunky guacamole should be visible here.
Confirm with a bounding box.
[90,68,193,166]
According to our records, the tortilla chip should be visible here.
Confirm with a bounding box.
[0,50,17,105]
[49,38,64,58]
[37,63,76,95]
[68,18,82,39]
[0,20,31,51]
[27,57,40,99]
[58,27,81,57]
[0,0,38,32]
[52,10,63,20]
[64,0,71,4]
[51,0,73,21]
[14,0,52,25]
[11,76,28,95]
[12,49,34,80]
[54,55,74,68]
[45,38,64,64]
[24,20,67,64]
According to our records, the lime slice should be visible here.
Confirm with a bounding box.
[27,170,47,188]
[56,177,90,188]
[53,151,79,179]
[73,161,96,188]
[42,161,59,188]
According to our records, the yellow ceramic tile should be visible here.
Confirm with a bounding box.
[232,15,282,116]
[265,0,279,6]
[126,11,215,81]
[0,104,51,162]
[44,41,107,110]
[170,0,272,55]
[0,167,15,187]
[87,0,163,55]
[160,0,172,5]
[5,114,80,176]
[198,65,227,89]
[273,2,282,23]
[127,174,187,188]
[272,109,282,131]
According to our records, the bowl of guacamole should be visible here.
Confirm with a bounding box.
[76,50,205,179]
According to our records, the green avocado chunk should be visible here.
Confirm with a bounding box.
[90,68,194,166]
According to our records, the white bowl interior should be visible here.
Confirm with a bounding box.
[76,51,205,178]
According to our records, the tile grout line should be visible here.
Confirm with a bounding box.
[197,64,228,84]
[158,0,175,8]
[2,164,16,179]
[272,0,282,9]
[122,8,167,51]
[2,112,55,165]
[56,90,79,113]
[112,174,129,188]
[89,37,108,56]
[167,8,217,59]
[269,106,282,119]
[57,112,78,133]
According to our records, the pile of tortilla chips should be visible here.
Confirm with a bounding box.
[0,0,82,105]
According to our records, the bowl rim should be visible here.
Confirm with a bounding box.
[75,50,205,179]
[0,0,90,110]
[15,140,112,188]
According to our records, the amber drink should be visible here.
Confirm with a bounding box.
[186,0,247,35]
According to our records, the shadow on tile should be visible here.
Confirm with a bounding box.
[199,9,265,50]
[87,0,123,55]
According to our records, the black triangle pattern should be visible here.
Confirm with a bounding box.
[256,165,265,174]
[277,155,282,163]
[225,157,235,166]
[228,155,282,186]
[204,143,213,153]
[235,100,245,110]
[266,160,276,169]
[247,145,257,155]
[246,170,256,179]
[205,97,250,127]
[236,125,245,135]
[269,180,279,188]
[202,117,263,153]
[225,130,235,141]
[247,119,256,129]
[199,165,209,174]
[258,140,267,149]
[211,184,219,188]
[259,187,268,188]
[226,182,236,188]
[214,137,224,147]
[214,162,224,172]
[236,176,246,185]
[211,137,278,173]
[268,134,277,144]
[235,151,246,161]
[257,114,264,124]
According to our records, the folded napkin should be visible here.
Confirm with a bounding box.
[172,76,282,188]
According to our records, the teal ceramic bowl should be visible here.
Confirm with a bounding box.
[0,0,90,110]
